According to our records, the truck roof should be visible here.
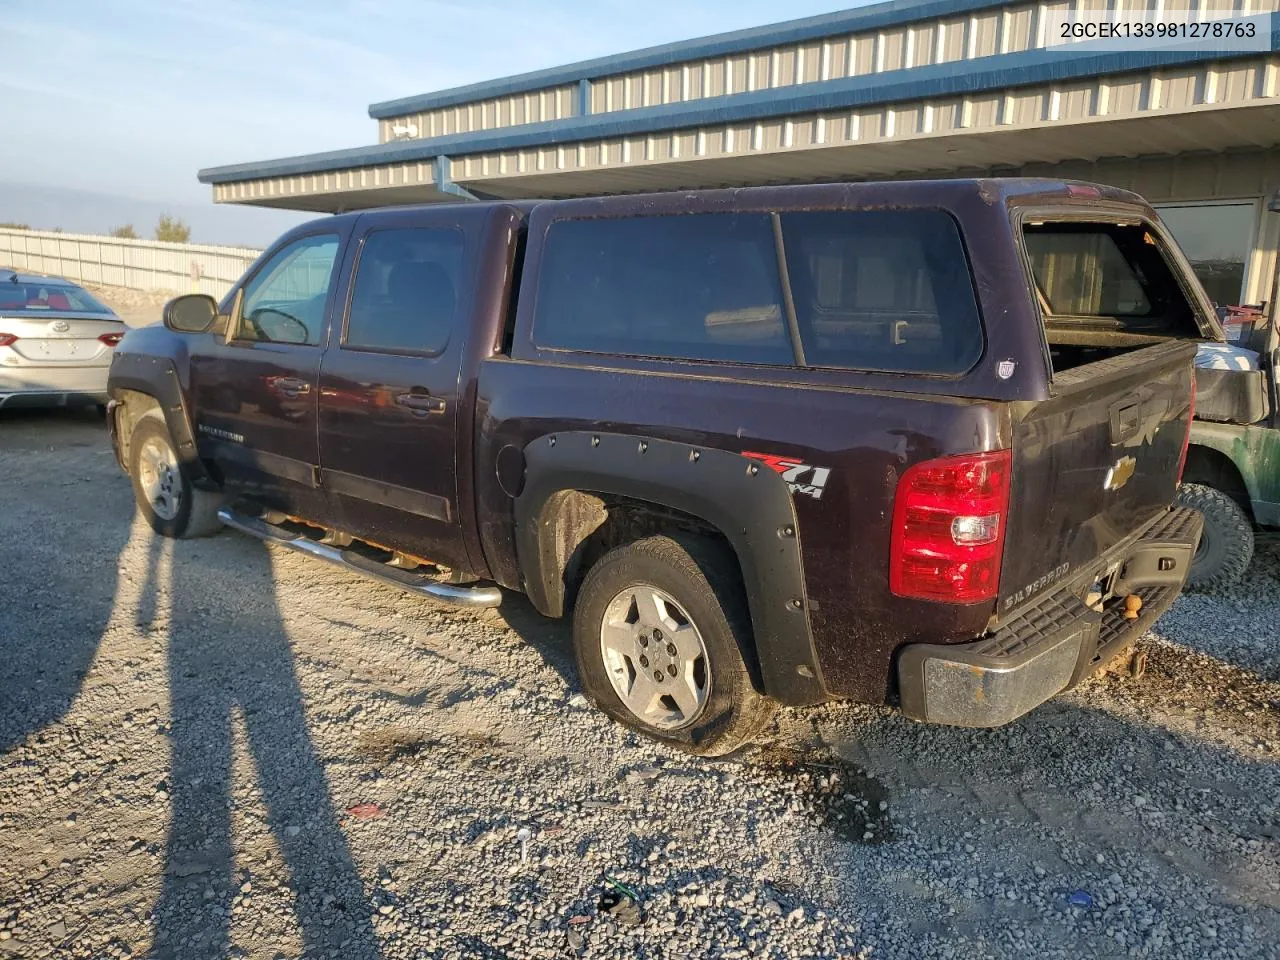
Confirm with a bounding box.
[297,177,1149,235]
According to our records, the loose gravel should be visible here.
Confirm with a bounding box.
[1,410,1277,960]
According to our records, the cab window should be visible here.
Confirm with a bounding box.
[237,234,340,345]
[344,227,465,355]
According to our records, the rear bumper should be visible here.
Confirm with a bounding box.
[0,365,110,408]
[0,389,109,408]
[896,506,1203,728]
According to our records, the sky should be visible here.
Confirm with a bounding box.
[0,0,863,246]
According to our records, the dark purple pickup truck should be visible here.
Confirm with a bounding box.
[107,179,1214,755]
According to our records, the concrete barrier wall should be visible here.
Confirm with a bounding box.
[0,229,262,300]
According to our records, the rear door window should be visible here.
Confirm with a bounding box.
[533,214,792,365]
[1022,221,1199,338]
[344,227,465,355]
[779,210,984,375]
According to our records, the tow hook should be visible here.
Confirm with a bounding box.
[1129,648,1148,681]
[1095,645,1148,681]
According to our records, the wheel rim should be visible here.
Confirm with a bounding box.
[138,435,182,521]
[599,584,710,730]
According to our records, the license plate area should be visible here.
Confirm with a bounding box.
[15,340,90,362]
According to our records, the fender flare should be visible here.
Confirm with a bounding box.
[514,431,825,706]
[108,351,214,489]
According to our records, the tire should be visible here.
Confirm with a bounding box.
[128,416,224,539]
[1177,482,1254,591]
[572,534,777,756]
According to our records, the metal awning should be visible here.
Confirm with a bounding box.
[199,0,1280,212]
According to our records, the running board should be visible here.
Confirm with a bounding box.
[217,508,502,608]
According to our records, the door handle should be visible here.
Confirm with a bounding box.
[1109,399,1142,445]
[270,376,311,397]
[395,391,446,415]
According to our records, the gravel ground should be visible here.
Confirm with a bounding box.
[0,410,1277,960]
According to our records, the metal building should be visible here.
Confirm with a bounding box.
[199,0,1280,309]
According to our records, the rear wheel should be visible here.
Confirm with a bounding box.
[572,535,776,756]
[1177,482,1254,591]
[128,416,223,539]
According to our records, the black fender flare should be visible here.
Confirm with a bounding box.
[514,431,825,706]
[108,350,215,489]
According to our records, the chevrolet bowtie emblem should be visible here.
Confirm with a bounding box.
[1104,456,1137,492]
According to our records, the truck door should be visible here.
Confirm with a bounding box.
[189,230,343,518]
[316,210,471,571]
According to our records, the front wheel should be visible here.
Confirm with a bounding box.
[572,535,776,756]
[128,416,223,539]
[1177,482,1254,591]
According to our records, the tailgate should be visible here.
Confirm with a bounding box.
[999,339,1195,617]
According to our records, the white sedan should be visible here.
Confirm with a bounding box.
[0,270,127,409]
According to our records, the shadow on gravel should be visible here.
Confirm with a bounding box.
[0,407,130,754]
[489,593,581,694]
[150,536,380,960]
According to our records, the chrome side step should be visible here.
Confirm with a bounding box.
[217,508,502,608]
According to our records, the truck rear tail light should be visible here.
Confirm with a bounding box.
[0,333,16,347]
[1175,374,1196,484]
[98,332,124,347]
[890,449,1012,604]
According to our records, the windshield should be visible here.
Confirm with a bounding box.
[0,280,115,315]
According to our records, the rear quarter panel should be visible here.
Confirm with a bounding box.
[476,360,1012,703]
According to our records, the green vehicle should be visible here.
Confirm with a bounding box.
[1177,304,1279,590]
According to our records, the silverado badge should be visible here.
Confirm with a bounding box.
[1104,455,1137,492]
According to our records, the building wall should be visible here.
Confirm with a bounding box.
[379,84,579,143]
[451,58,1279,184]
[374,0,1280,144]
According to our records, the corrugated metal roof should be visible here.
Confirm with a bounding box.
[199,34,1280,186]
[366,0,1018,118]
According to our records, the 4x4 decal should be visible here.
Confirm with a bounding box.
[742,451,832,501]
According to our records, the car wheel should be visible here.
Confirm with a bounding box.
[128,416,223,539]
[1177,482,1254,591]
[572,534,777,756]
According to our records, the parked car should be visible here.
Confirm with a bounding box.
[0,270,126,410]
[1177,307,1279,588]
[106,180,1211,755]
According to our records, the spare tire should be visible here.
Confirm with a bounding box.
[1177,483,1254,591]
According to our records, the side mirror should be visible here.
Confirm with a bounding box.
[164,294,219,333]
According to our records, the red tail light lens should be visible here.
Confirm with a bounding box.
[99,332,124,347]
[890,449,1012,603]
[1176,372,1196,484]
[0,333,17,347]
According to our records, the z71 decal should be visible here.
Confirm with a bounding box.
[741,451,832,501]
